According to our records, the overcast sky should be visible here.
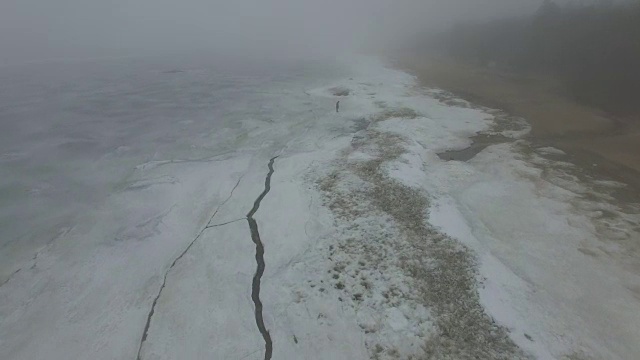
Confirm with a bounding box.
[0,0,542,63]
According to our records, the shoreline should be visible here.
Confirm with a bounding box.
[396,55,640,196]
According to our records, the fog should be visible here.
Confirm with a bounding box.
[0,0,540,64]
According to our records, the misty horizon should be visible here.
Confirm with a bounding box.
[0,0,547,64]
[2,0,640,359]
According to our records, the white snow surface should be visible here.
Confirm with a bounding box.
[1,55,640,360]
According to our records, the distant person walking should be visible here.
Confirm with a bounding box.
[336,101,340,113]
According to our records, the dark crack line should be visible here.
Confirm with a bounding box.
[137,151,237,170]
[207,175,246,227]
[0,268,21,288]
[136,174,244,360]
[247,156,278,360]
[205,218,247,228]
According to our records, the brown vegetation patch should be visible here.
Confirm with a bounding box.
[315,110,527,359]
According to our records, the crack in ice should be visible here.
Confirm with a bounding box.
[0,268,21,288]
[246,156,278,360]
[136,174,244,360]
[205,218,247,228]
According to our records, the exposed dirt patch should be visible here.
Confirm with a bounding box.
[398,56,613,137]
[370,107,421,123]
[330,87,351,96]
[397,55,640,190]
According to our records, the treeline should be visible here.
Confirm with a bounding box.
[440,0,640,115]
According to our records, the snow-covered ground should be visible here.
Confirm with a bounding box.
[1,55,639,359]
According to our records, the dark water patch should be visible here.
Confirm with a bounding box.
[437,134,510,162]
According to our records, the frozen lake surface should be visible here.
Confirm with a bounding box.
[1,54,639,360]
[0,54,344,275]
